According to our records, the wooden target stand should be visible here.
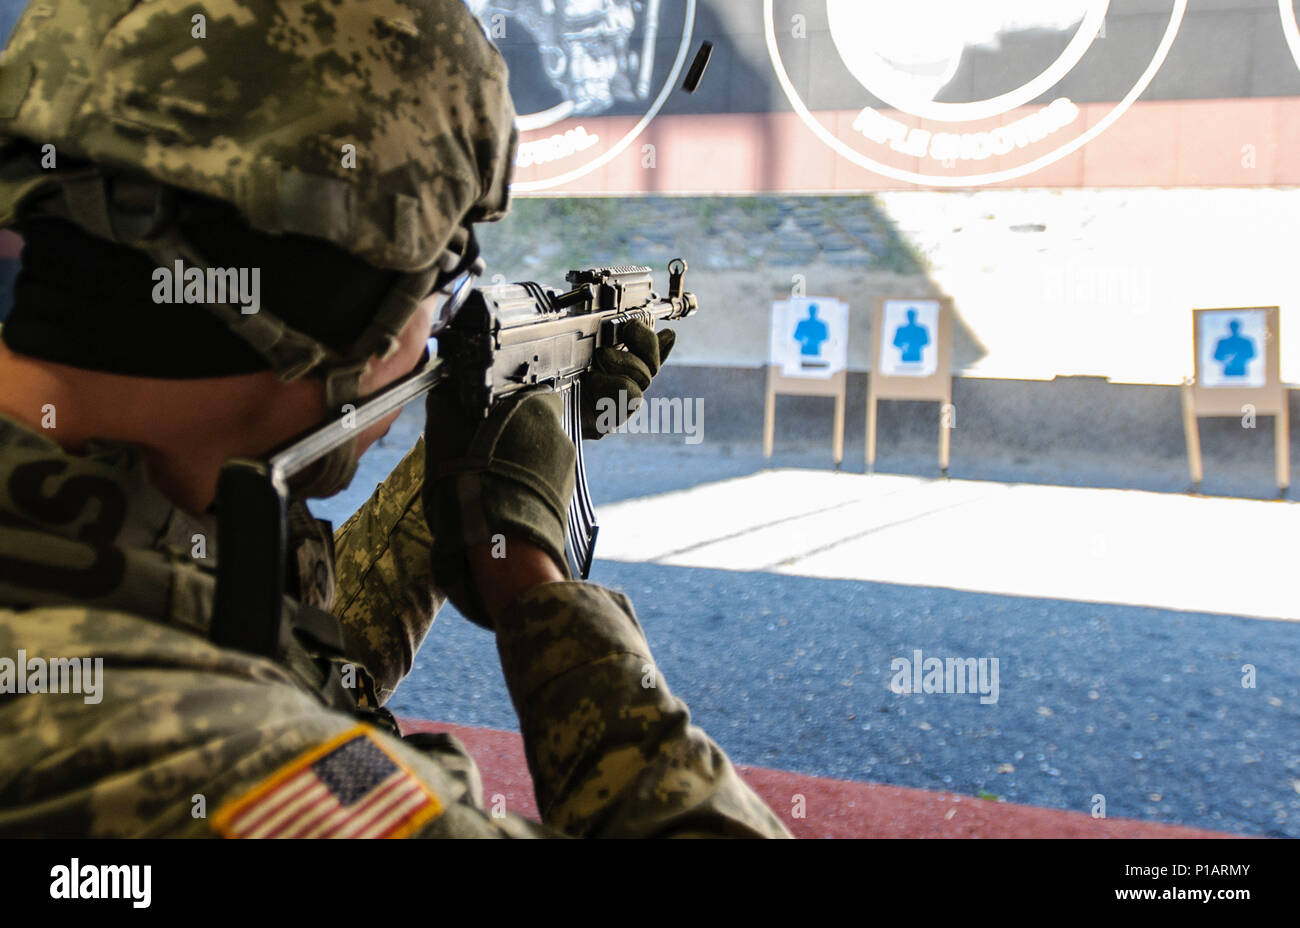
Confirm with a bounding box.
[1181,306,1289,495]
[866,297,955,474]
[762,367,847,467]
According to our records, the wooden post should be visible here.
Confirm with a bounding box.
[1276,399,1290,493]
[832,385,845,469]
[764,365,847,466]
[762,365,776,459]
[1180,379,1203,489]
[865,381,878,473]
[939,403,952,475]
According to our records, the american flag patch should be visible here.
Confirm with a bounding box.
[213,725,443,839]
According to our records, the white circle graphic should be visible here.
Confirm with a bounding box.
[827,0,1110,123]
[510,0,696,193]
[1279,0,1300,72]
[764,0,1188,187]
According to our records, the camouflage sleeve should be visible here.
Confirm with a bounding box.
[0,607,562,838]
[493,581,793,838]
[332,438,442,704]
[331,439,788,836]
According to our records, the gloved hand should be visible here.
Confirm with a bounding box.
[423,384,576,629]
[580,320,675,440]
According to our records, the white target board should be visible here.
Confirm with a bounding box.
[880,299,941,378]
[770,297,849,379]
[1197,308,1268,388]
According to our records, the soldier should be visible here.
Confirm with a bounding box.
[0,0,790,838]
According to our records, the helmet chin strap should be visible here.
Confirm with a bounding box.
[283,364,365,500]
[285,445,360,500]
[283,354,374,500]
[280,264,443,500]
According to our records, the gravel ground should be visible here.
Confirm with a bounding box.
[314,406,1300,837]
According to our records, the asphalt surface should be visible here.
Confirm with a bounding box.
[313,406,1300,837]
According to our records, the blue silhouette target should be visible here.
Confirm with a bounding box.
[794,304,830,359]
[893,308,930,362]
[771,297,848,379]
[1198,309,1267,388]
[1212,320,1255,377]
[880,300,940,377]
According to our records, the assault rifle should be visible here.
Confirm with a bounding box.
[211,259,698,657]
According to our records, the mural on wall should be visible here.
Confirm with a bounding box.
[469,0,656,128]
[463,0,1300,193]
[763,0,1188,187]
[469,0,697,190]
[0,0,1298,202]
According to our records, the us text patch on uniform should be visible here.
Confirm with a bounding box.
[213,725,442,838]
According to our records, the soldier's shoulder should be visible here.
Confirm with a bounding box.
[0,601,300,689]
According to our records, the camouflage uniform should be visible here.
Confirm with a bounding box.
[0,0,791,838]
[0,414,789,836]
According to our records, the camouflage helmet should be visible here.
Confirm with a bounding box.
[0,0,517,494]
[0,0,515,357]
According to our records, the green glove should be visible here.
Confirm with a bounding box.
[423,384,576,629]
[581,320,675,440]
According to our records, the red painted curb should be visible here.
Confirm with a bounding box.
[400,719,1239,838]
